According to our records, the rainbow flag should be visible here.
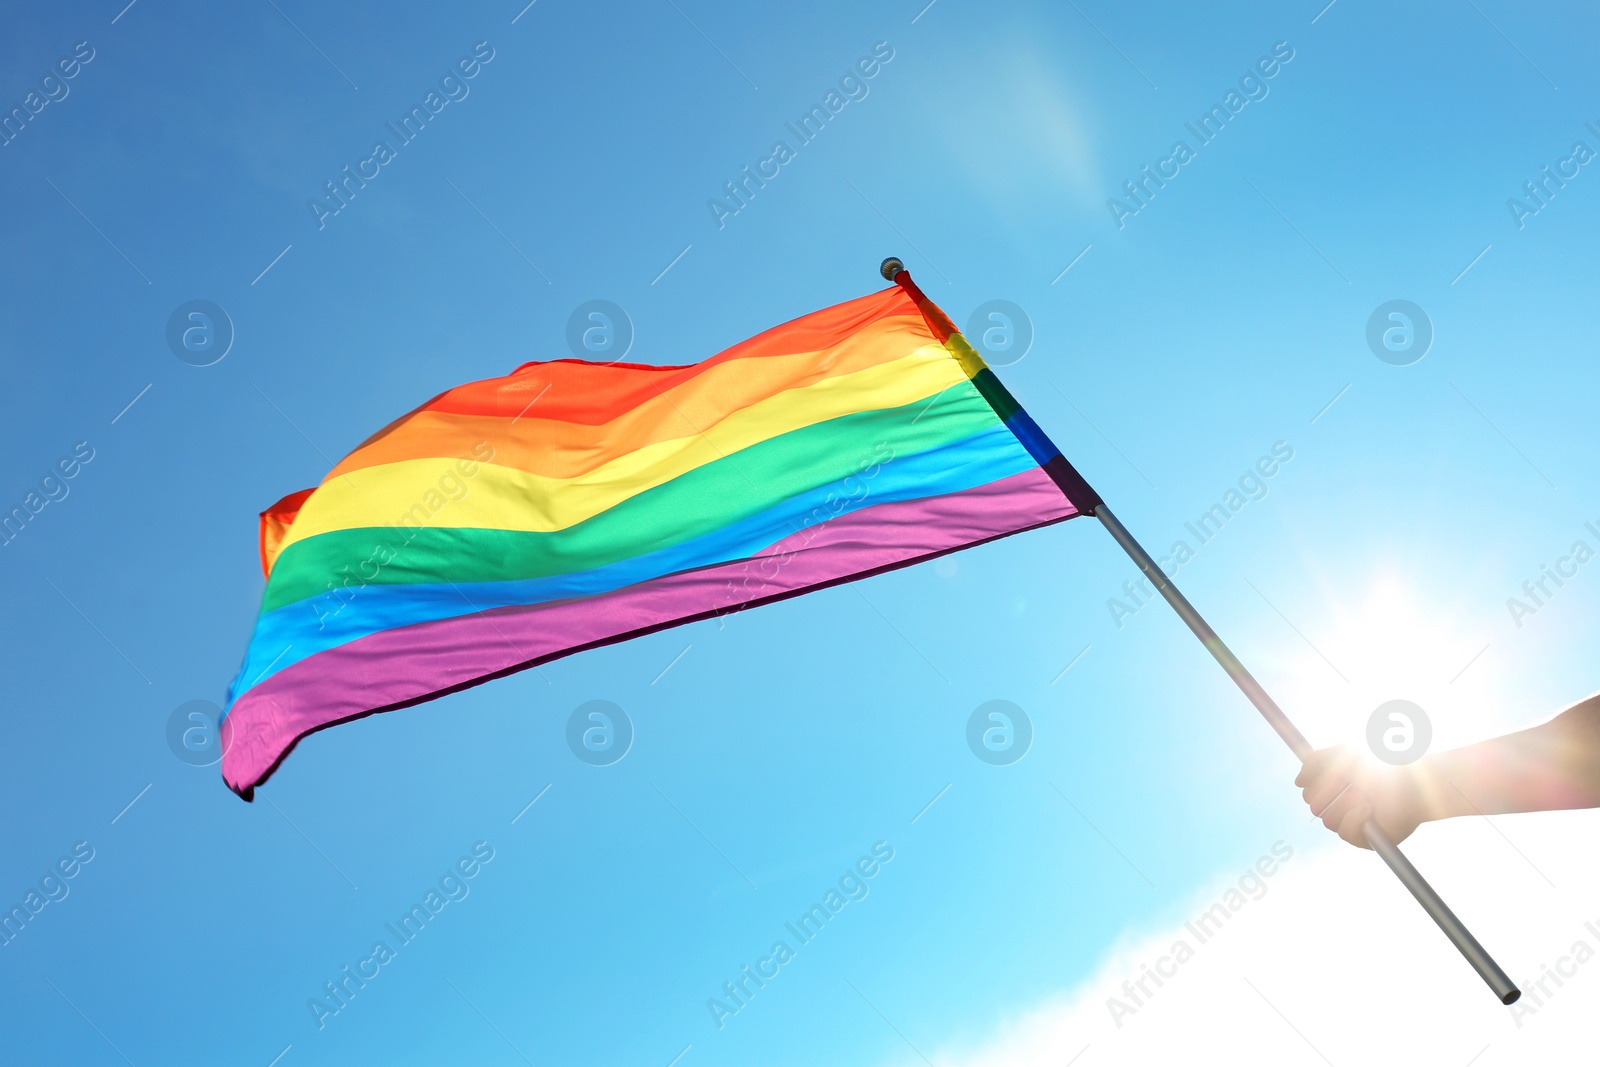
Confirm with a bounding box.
[221,271,1100,797]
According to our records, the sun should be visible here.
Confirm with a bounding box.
[1264,570,1504,759]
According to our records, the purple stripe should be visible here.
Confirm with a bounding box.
[222,468,1076,796]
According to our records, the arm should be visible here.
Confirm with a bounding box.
[1297,693,1600,848]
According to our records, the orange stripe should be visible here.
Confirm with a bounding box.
[332,295,934,479]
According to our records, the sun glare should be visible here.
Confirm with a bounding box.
[1269,571,1504,756]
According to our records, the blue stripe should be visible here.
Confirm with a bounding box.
[1003,409,1063,468]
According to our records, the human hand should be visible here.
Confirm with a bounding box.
[1296,745,1431,849]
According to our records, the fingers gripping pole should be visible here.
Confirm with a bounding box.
[1092,504,1520,1005]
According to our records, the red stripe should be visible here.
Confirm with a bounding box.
[418,288,922,422]
[893,271,958,343]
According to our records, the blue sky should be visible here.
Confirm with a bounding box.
[2,1,1598,1064]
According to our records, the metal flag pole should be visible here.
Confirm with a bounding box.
[1094,506,1518,1004]
[875,257,1519,1004]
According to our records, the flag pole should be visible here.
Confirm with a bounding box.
[875,257,1520,1005]
[1093,505,1518,1004]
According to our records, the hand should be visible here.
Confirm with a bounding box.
[1295,745,1431,849]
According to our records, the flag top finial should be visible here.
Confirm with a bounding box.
[879,257,905,281]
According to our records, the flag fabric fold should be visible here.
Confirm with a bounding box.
[221,273,1099,797]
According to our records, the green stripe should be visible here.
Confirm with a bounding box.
[970,369,1022,422]
[262,383,1002,613]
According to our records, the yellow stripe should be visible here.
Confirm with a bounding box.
[942,330,990,379]
[277,345,965,549]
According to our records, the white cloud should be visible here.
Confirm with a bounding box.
[889,811,1600,1067]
